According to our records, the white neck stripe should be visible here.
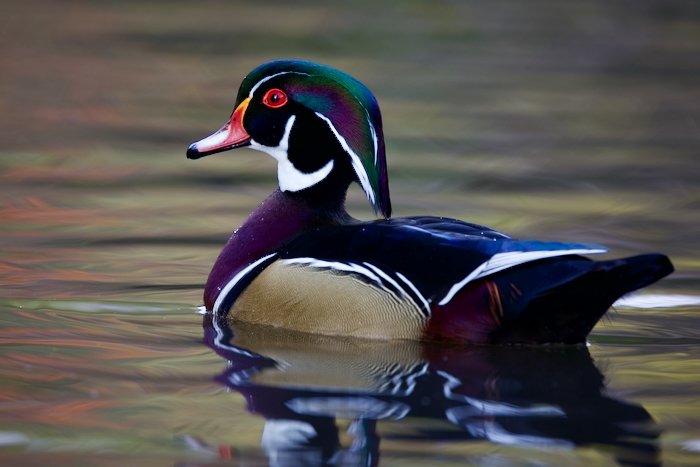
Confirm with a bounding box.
[369,120,379,165]
[315,112,376,205]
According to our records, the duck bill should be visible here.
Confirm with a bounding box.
[187,98,251,159]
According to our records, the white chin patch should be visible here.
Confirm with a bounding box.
[250,115,334,192]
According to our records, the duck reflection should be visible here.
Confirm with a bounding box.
[203,315,659,466]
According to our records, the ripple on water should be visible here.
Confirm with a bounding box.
[614,294,700,309]
[589,294,700,348]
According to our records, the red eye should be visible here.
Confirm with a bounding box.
[262,88,288,108]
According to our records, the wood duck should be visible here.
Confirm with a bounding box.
[187,59,673,344]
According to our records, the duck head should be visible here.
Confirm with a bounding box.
[187,59,391,218]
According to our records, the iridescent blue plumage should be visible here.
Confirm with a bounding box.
[277,216,605,303]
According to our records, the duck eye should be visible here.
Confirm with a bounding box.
[262,88,288,108]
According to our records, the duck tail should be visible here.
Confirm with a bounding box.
[491,253,674,344]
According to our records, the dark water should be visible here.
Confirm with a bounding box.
[2,1,700,465]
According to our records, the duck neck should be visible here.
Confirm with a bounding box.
[203,187,352,309]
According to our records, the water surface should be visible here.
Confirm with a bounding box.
[1,1,699,465]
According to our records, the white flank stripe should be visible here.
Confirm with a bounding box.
[315,112,376,206]
[437,248,607,306]
[284,258,383,285]
[363,262,411,301]
[285,258,428,316]
[214,253,277,314]
[396,272,431,314]
[251,116,334,192]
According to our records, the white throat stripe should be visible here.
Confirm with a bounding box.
[250,115,335,192]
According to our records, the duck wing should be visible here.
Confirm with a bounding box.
[217,216,671,344]
[278,215,606,309]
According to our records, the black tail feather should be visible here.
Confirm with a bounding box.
[492,254,674,344]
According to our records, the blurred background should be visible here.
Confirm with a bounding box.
[1,0,700,465]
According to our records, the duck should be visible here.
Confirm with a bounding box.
[187,59,673,345]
